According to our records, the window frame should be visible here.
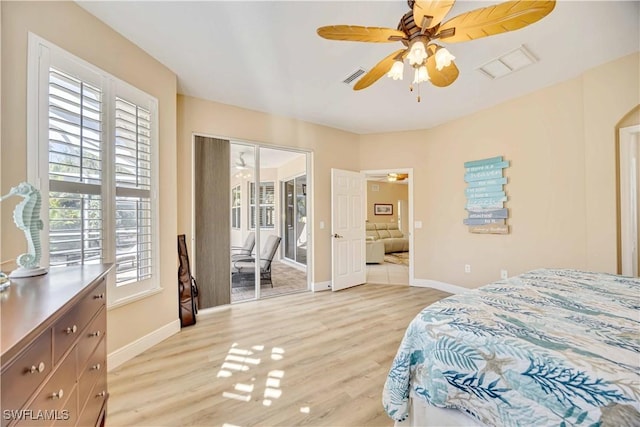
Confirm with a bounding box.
[27,33,161,308]
[231,185,241,230]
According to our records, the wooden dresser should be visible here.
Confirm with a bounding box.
[1,264,112,427]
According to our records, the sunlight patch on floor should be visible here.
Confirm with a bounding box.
[217,343,294,412]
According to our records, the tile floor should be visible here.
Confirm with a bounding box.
[366,260,409,285]
[231,260,308,302]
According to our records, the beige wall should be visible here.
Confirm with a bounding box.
[1,2,178,353]
[583,54,640,273]
[366,181,407,224]
[177,95,360,284]
[359,53,640,288]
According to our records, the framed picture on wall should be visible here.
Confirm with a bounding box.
[374,203,393,215]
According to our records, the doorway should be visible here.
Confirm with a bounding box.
[229,143,311,302]
[619,125,640,277]
[362,169,413,286]
[282,175,307,266]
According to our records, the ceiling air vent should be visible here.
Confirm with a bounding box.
[477,45,538,80]
[342,68,366,85]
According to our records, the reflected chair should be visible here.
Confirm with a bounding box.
[231,232,255,261]
[232,235,281,287]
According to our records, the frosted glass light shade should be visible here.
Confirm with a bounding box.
[407,41,427,66]
[387,61,404,80]
[413,65,429,84]
[435,47,455,71]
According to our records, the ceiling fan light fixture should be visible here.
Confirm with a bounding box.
[407,40,427,66]
[413,65,429,84]
[387,172,408,182]
[435,47,455,71]
[317,0,555,99]
[387,61,404,80]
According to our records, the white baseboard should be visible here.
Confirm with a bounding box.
[411,278,468,294]
[312,280,332,292]
[107,319,180,372]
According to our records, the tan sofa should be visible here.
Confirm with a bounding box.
[366,223,409,253]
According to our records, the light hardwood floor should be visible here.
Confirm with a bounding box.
[107,284,450,427]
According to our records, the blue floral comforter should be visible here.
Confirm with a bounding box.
[383,269,640,426]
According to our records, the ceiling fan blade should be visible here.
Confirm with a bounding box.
[353,49,407,91]
[413,0,456,29]
[437,0,556,43]
[317,25,406,43]
[426,49,459,87]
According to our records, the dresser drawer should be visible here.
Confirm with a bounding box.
[13,384,77,427]
[78,336,106,412]
[77,375,107,427]
[1,330,52,418]
[76,308,106,371]
[53,280,106,365]
[52,386,77,427]
[24,348,77,423]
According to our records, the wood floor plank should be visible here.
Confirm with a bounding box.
[107,284,450,426]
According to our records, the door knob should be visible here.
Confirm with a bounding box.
[332,233,343,238]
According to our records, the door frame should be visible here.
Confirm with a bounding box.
[361,168,414,284]
[619,125,640,276]
[281,172,308,269]
[191,132,313,304]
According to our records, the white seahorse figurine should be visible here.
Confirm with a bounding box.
[0,182,48,278]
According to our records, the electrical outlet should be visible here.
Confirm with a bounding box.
[464,264,471,273]
[500,269,508,279]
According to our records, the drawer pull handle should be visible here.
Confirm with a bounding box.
[29,362,46,374]
[51,389,64,400]
[93,293,105,300]
[90,330,101,338]
[96,391,106,398]
[65,325,78,334]
[91,363,102,371]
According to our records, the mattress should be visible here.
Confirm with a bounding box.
[383,269,640,426]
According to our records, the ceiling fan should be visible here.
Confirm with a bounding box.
[388,173,409,182]
[317,0,555,101]
[235,152,249,170]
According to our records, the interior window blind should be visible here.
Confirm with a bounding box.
[48,68,104,267]
[114,98,153,284]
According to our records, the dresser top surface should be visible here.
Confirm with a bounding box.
[1,264,112,361]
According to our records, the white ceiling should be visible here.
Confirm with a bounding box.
[78,1,639,135]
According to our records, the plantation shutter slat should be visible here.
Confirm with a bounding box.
[249,182,275,229]
[114,97,153,284]
[48,68,104,267]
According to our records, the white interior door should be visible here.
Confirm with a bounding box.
[331,168,366,291]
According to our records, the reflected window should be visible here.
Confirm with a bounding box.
[249,182,275,229]
[231,185,241,229]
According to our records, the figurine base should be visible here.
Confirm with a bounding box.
[9,267,48,278]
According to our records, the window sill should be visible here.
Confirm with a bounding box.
[108,286,164,310]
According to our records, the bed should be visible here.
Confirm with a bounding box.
[383,269,640,426]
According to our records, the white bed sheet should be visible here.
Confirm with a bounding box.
[395,394,483,427]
